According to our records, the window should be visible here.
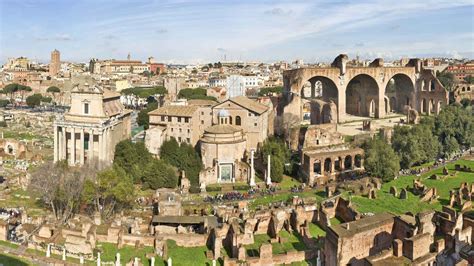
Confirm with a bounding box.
[178,117,182,122]
[187,129,190,133]
[171,128,173,132]
[161,116,165,121]
[84,103,89,114]
[186,138,190,143]
[185,117,189,123]
[179,128,182,133]
[254,123,257,126]
[178,137,182,142]
[236,116,241,126]
[167,116,171,122]
[201,120,204,124]
[229,116,233,124]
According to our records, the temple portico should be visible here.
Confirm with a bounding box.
[302,147,364,186]
[54,84,131,167]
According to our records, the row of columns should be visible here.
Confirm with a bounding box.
[309,154,363,175]
[54,125,111,166]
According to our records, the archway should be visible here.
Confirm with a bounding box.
[7,145,13,154]
[384,74,415,113]
[436,101,442,114]
[355,154,362,168]
[344,155,352,169]
[429,99,435,114]
[324,158,332,173]
[302,102,311,122]
[335,157,342,171]
[346,74,379,117]
[301,76,338,102]
[313,160,321,175]
[421,99,427,114]
[236,116,241,126]
[322,102,337,124]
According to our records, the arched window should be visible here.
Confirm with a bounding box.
[236,116,241,126]
[229,116,233,125]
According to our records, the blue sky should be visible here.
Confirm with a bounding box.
[0,0,473,64]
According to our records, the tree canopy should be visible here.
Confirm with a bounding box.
[258,86,283,96]
[260,137,291,183]
[137,102,158,129]
[363,137,400,182]
[82,166,135,220]
[160,138,203,185]
[121,86,167,98]
[391,124,440,169]
[436,71,455,91]
[113,140,178,189]
[178,88,216,101]
[26,93,43,107]
[46,86,61,93]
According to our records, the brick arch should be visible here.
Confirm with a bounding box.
[384,73,416,113]
[346,74,380,118]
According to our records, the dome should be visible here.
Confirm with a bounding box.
[217,108,230,117]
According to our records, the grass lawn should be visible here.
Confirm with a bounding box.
[330,217,343,226]
[0,253,31,266]
[159,240,218,266]
[349,159,474,215]
[308,223,326,238]
[98,242,156,266]
[279,175,303,190]
[0,240,20,249]
[245,230,308,257]
[0,189,45,217]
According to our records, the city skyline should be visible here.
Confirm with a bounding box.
[0,0,473,64]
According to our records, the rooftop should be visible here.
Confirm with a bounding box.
[229,96,268,114]
[329,212,394,238]
[148,105,198,117]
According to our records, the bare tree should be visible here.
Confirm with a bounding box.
[29,161,98,224]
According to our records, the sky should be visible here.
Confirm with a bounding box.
[0,0,473,64]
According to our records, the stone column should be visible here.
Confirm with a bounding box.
[62,127,67,161]
[351,156,355,170]
[80,128,85,165]
[321,157,325,174]
[249,149,256,186]
[70,127,76,165]
[167,257,172,266]
[266,154,272,185]
[98,131,103,164]
[62,248,66,261]
[46,244,51,258]
[331,158,335,173]
[89,130,95,162]
[54,125,58,162]
[115,252,121,266]
[97,252,101,266]
[150,256,155,266]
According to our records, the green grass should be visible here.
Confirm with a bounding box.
[308,223,326,238]
[0,240,20,249]
[330,217,342,226]
[279,175,303,190]
[349,159,474,215]
[98,242,156,266]
[245,231,309,257]
[162,240,218,266]
[2,130,48,141]
[0,189,45,217]
[0,254,31,266]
